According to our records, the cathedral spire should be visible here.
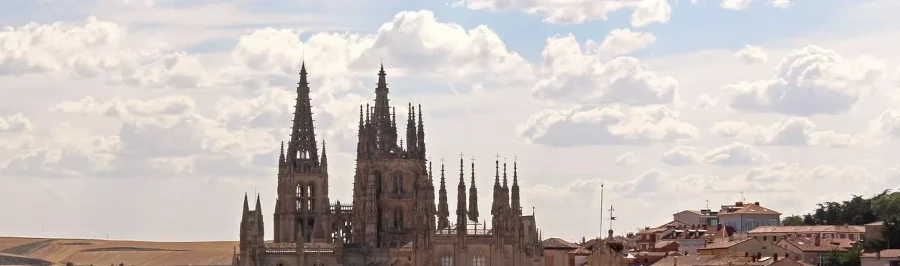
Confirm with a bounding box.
[406,103,418,156]
[278,141,285,163]
[286,61,319,170]
[456,155,467,234]
[321,140,328,167]
[512,158,521,215]
[372,65,395,153]
[468,157,479,222]
[491,156,501,216]
[502,161,510,210]
[416,104,426,158]
[255,194,264,236]
[357,106,365,157]
[437,161,449,229]
[242,193,250,216]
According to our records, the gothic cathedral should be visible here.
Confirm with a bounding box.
[233,63,545,266]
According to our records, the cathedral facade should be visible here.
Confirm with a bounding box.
[233,63,545,266]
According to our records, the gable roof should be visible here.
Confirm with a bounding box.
[542,238,580,249]
[719,203,781,216]
[748,225,864,234]
[861,249,900,258]
[699,237,751,250]
[777,237,855,252]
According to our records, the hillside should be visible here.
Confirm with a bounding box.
[0,237,237,266]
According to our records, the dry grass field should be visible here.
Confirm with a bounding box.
[0,237,238,266]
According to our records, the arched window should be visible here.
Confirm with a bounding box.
[472,253,486,266]
[441,255,453,266]
[308,183,316,211]
[394,208,404,229]
[374,171,383,197]
[393,172,404,193]
[295,184,306,211]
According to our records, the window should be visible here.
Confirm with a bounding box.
[472,254,486,266]
[441,255,453,266]
[394,172,404,193]
[394,208,404,229]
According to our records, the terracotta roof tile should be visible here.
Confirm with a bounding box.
[655,240,679,249]
[699,238,751,250]
[543,238,580,249]
[861,249,900,258]
[569,246,593,255]
[719,203,781,216]
[748,226,864,234]
[650,254,715,266]
[778,237,854,252]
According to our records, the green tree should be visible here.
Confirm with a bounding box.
[871,191,900,221]
[803,214,817,225]
[821,245,862,266]
[782,215,804,226]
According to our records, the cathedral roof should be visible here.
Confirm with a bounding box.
[264,242,334,254]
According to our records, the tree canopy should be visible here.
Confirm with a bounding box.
[790,189,900,249]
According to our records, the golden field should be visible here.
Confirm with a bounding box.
[0,237,237,266]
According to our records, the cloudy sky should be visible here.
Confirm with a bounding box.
[1,0,900,243]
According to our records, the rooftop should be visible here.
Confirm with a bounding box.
[748,225,864,234]
[719,203,781,216]
[778,237,855,252]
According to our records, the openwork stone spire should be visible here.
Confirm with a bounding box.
[286,62,320,170]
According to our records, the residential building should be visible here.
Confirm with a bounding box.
[775,237,855,265]
[631,251,679,266]
[568,247,593,266]
[636,221,688,251]
[861,249,900,266]
[544,238,581,266]
[864,221,884,242]
[717,202,781,233]
[649,252,808,266]
[657,226,714,254]
[697,237,795,259]
[674,210,719,228]
[748,225,865,242]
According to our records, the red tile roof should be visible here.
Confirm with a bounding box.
[861,249,900,258]
[569,246,593,255]
[719,203,781,216]
[778,237,855,252]
[699,238,751,250]
[748,225,864,234]
[543,238,580,249]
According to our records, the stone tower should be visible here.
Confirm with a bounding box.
[273,62,332,243]
[351,65,430,248]
[237,194,265,266]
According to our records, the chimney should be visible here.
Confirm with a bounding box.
[774,253,779,261]
[814,235,821,246]
[876,250,881,260]
[754,202,760,205]
[674,256,678,266]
